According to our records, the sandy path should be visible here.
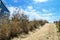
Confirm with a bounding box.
[11,23,58,40]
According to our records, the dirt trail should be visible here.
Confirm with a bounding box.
[11,23,58,40]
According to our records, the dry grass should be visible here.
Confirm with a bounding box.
[0,18,11,40]
[11,23,59,40]
[0,13,48,40]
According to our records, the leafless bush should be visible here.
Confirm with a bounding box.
[10,11,29,38]
[10,14,22,38]
[0,17,11,40]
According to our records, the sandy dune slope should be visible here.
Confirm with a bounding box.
[11,23,59,40]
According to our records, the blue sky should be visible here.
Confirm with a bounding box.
[3,0,60,23]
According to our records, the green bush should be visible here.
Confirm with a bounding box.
[54,21,60,32]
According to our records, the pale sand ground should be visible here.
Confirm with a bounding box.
[11,23,59,40]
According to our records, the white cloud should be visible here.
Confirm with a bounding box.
[23,6,54,22]
[42,9,48,12]
[8,6,55,23]
[8,6,16,16]
[33,0,48,3]
[8,6,21,20]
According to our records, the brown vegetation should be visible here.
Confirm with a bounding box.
[0,10,48,40]
[0,17,11,40]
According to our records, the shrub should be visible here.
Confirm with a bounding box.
[54,20,60,32]
[10,14,23,38]
[38,20,48,26]
[10,12,29,38]
[0,17,11,40]
[27,21,36,31]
